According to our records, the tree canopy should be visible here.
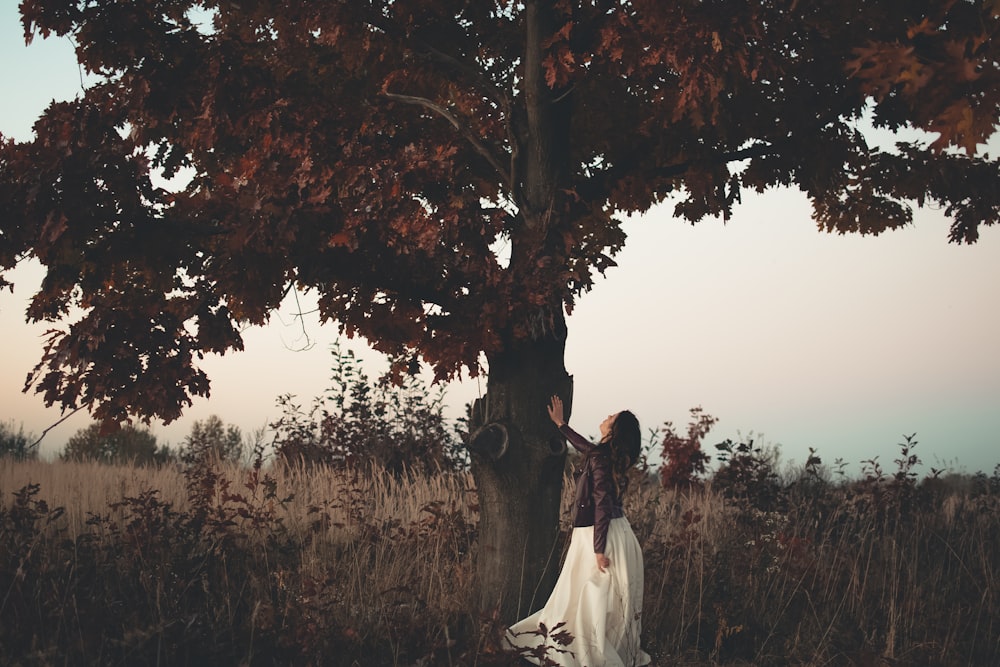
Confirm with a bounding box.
[179,414,244,464]
[61,421,169,465]
[1,0,997,426]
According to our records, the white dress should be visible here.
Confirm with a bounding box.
[505,517,652,666]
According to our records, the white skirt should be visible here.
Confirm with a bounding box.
[505,517,652,667]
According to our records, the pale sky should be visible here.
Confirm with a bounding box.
[2,3,998,476]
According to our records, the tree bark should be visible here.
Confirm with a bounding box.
[469,307,573,622]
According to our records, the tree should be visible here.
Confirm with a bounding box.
[179,414,243,464]
[0,420,38,461]
[62,422,172,466]
[1,0,998,619]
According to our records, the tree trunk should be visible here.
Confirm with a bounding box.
[466,0,577,624]
[469,309,573,622]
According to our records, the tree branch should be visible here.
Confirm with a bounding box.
[358,7,520,209]
[653,141,778,179]
[361,9,510,111]
[383,92,512,186]
[407,41,521,212]
[415,43,511,111]
[30,407,84,450]
[580,141,780,205]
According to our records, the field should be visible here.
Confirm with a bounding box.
[2,452,998,666]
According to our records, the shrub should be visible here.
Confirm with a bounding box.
[711,437,784,512]
[270,343,466,474]
[658,407,714,489]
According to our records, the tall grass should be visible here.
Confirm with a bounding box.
[2,451,999,665]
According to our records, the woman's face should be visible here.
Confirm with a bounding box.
[599,412,620,441]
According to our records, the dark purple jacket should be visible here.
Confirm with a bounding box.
[559,424,624,554]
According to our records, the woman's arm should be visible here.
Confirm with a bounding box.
[548,395,609,571]
[548,395,594,454]
[558,424,595,454]
[590,449,614,559]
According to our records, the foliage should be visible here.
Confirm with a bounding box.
[0,0,997,424]
[658,407,714,489]
[3,442,1000,666]
[61,422,173,465]
[711,436,785,512]
[179,414,244,465]
[0,419,38,461]
[269,343,466,475]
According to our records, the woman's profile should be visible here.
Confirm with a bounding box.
[505,395,651,667]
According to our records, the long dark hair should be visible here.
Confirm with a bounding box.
[607,410,641,500]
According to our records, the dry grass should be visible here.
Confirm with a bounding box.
[0,457,474,536]
[2,455,999,666]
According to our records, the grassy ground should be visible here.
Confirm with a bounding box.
[2,455,998,666]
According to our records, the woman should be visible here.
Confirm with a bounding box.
[505,395,651,667]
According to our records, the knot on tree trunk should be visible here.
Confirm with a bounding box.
[468,422,509,460]
[468,421,567,460]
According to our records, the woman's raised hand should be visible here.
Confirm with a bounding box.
[547,395,565,427]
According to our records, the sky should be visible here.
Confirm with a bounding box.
[1,3,998,476]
